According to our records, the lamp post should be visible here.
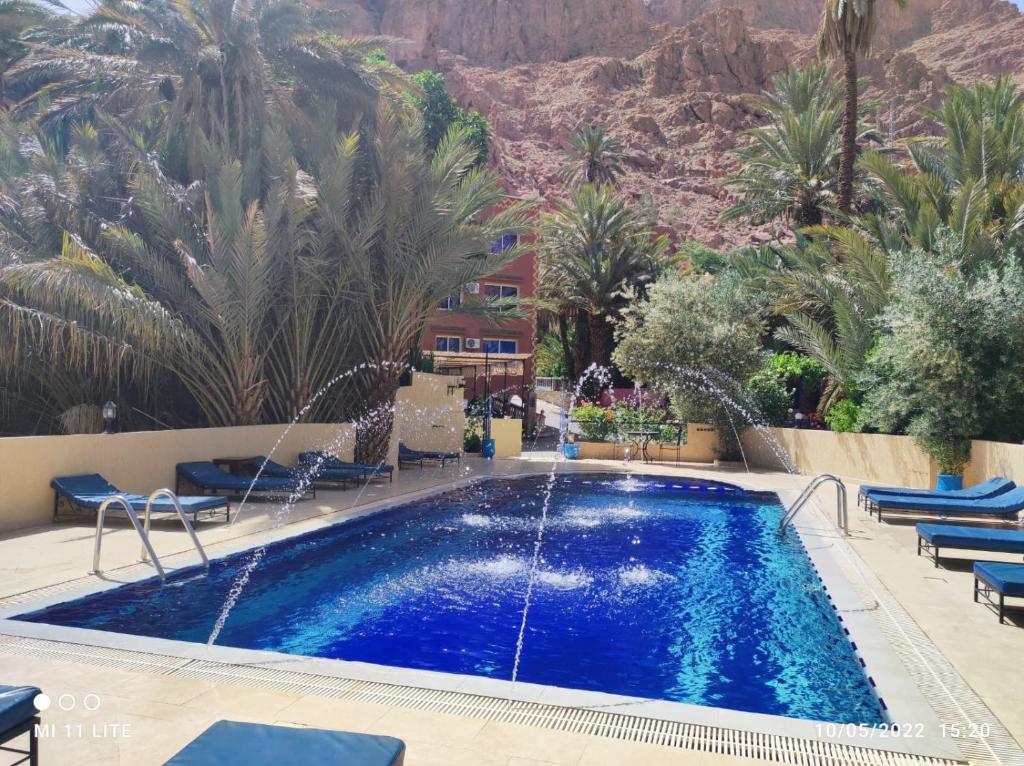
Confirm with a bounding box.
[102,401,118,434]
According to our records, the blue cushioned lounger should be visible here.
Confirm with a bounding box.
[163,720,405,766]
[248,456,364,487]
[299,451,394,482]
[974,562,1024,624]
[398,442,460,468]
[0,684,41,765]
[176,462,310,500]
[864,486,1024,521]
[52,474,229,523]
[917,523,1024,566]
[857,477,1014,507]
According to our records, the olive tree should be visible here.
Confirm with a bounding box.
[612,273,766,457]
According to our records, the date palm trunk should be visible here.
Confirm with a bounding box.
[353,363,402,465]
[838,45,858,215]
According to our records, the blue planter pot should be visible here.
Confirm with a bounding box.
[936,473,964,491]
[481,439,496,459]
[562,443,580,460]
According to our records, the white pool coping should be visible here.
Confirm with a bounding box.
[0,467,965,761]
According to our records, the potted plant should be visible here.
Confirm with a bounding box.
[921,437,970,490]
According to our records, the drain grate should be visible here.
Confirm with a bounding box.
[0,634,961,766]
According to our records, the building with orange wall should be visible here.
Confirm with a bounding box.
[423,231,538,429]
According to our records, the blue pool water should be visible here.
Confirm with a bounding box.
[17,474,885,724]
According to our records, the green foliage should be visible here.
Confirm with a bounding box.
[536,331,569,378]
[464,430,482,452]
[539,184,668,368]
[768,352,827,389]
[409,70,490,165]
[572,403,616,442]
[745,367,792,426]
[722,63,880,227]
[824,399,862,432]
[674,241,728,275]
[860,237,1024,472]
[559,124,625,188]
[571,401,674,443]
[613,273,766,456]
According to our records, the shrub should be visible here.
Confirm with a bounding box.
[745,368,792,426]
[464,430,482,452]
[409,71,490,166]
[768,352,826,389]
[573,403,616,442]
[860,240,1024,474]
[825,399,861,432]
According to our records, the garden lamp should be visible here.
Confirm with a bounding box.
[102,400,118,434]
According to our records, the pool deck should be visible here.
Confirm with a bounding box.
[0,455,1022,765]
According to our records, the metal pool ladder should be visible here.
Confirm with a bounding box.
[91,490,209,580]
[779,474,849,536]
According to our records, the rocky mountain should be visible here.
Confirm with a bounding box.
[338,0,1024,247]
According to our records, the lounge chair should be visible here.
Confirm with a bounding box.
[917,523,1024,567]
[52,474,230,524]
[863,486,1024,522]
[0,684,41,766]
[164,720,405,766]
[247,456,365,488]
[973,562,1024,625]
[398,442,461,468]
[857,477,1014,507]
[298,451,394,482]
[176,461,313,500]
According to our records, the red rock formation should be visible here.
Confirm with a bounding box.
[337,0,1024,246]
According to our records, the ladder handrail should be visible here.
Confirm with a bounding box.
[779,474,849,536]
[140,489,210,571]
[91,495,166,579]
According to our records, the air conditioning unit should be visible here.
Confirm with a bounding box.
[465,282,481,295]
[465,338,481,350]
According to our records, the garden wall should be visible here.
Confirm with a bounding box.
[0,372,465,533]
[0,423,351,533]
[392,372,466,459]
[575,423,719,463]
[740,428,1024,488]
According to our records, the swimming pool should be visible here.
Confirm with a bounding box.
[16,474,885,725]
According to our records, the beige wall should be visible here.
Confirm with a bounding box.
[490,418,522,458]
[0,423,352,533]
[740,427,1024,488]
[0,372,466,534]
[575,424,719,463]
[393,372,466,458]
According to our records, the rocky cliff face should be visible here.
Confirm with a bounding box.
[337,0,1024,246]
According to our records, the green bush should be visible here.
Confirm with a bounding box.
[825,399,861,432]
[573,403,616,442]
[860,240,1024,474]
[745,368,792,426]
[463,430,482,452]
[409,71,490,166]
[768,352,826,389]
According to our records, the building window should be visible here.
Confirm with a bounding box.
[490,234,518,253]
[483,283,518,311]
[482,338,517,354]
[435,336,461,353]
[438,292,461,311]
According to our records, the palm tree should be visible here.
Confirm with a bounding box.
[861,77,1024,262]
[8,0,401,181]
[343,115,533,462]
[733,225,890,411]
[817,0,905,215]
[724,63,883,229]
[540,184,667,373]
[559,124,625,188]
